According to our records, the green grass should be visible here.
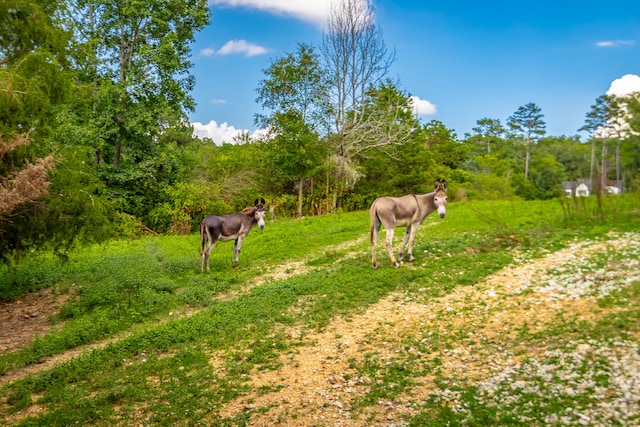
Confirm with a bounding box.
[1,195,639,426]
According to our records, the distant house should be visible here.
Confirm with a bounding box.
[563,179,591,197]
[605,180,624,194]
[562,179,623,197]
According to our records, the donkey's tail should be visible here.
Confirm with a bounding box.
[369,199,380,245]
[199,220,208,253]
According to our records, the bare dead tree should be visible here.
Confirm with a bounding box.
[321,0,400,208]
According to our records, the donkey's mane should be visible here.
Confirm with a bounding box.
[242,207,255,215]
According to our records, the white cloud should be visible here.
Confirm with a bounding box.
[595,40,635,48]
[191,120,266,144]
[192,120,243,143]
[592,74,640,139]
[210,99,226,105]
[209,0,365,27]
[200,47,215,56]
[606,74,640,97]
[216,40,268,57]
[409,95,437,116]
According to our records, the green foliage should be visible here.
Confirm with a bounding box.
[255,44,330,215]
[353,119,455,201]
[255,43,330,132]
[0,256,62,301]
[529,153,567,199]
[467,117,506,154]
[507,102,546,140]
[264,112,327,187]
[464,173,518,200]
[539,135,590,180]
[512,173,539,200]
[150,181,232,234]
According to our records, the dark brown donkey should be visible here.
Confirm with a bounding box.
[369,180,448,268]
[200,198,266,272]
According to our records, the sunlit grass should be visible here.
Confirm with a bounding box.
[1,194,638,426]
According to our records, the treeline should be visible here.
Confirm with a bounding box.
[1,0,639,262]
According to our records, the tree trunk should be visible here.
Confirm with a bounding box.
[615,141,620,191]
[89,2,100,165]
[524,140,530,179]
[589,139,595,187]
[601,141,607,191]
[297,177,304,218]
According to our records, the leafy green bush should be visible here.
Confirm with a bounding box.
[465,173,518,200]
[150,181,232,234]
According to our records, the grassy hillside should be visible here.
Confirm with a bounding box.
[1,195,639,426]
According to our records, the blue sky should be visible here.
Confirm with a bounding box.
[189,0,640,143]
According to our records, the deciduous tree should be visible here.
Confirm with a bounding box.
[255,43,329,217]
[69,0,210,168]
[469,117,505,154]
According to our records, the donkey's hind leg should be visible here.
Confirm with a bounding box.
[200,242,210,272]
[201,231,218,272]
[204,240,217,271]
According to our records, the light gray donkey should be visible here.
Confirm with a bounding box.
[369,180,448,268]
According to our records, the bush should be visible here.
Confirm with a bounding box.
[149,181,232,234]
[465,174,518,201]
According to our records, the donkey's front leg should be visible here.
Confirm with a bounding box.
[406,225,419,262]
[232,236,244,263]
[398,226,411,262]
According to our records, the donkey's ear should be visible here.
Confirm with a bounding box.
[254,198,259,206]
[434,180,440,191]
[260,197,266,205]
[442,180,448,191]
